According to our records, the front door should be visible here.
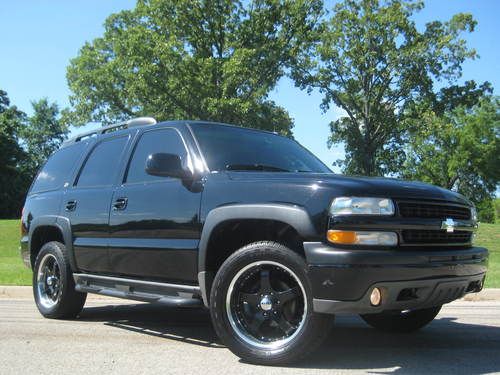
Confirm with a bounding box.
[66,135,130,273]
[108,127,201,283]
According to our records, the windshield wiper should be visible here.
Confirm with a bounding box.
[225,164,290,172]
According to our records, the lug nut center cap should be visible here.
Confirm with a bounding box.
[260,295,273,311]
[46,276,57,287]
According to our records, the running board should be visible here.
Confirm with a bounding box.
[73,273,203,307]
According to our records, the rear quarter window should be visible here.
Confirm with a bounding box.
[30,142,86,194]
[76,136,128,187]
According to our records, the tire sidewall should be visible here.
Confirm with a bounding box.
[33,241,73,317]
[210,242,327,363]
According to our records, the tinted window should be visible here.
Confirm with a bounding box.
[77,136,128,187]
[190,123,330,173]
[126,128,187,183]
[31,142,86,193]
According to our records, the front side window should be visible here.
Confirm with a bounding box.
[30,142,86,194]
[76,136,128,187]
[126,128,187,184]
[190,123,331,173]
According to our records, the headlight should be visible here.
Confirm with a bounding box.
[330,197,394,216]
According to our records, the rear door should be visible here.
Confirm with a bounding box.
[108,127,201,283]
[66,134,130,273]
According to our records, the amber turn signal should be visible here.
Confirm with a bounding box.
[327,229,398,246]
[327,230,357,244]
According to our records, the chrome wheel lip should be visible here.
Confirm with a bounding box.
[36,253,61,309]
[225,260,307,350]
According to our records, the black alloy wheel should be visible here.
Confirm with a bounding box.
[210,241,334,365]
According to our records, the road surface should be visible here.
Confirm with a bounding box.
[1,295,499,374]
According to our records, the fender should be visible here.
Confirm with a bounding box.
[197,203,317,306]
[28,215,77,271]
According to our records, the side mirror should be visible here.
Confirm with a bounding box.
[145,153,191,179]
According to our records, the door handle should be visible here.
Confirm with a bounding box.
[112,197,128,211]
[65,200,77,211]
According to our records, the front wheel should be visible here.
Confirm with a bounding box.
[360,306,442,333]
[210,241,334,365]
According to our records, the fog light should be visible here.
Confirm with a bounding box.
[370,287,382,306]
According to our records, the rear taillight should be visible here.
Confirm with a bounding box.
[20,207,27,235]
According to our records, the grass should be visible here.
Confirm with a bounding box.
[475,222,500,288]
[0,219,498,287]
[0,220,31,285]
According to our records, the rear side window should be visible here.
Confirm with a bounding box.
[76,136,128,187]
[30,143,86,194]
[126,128,187,184]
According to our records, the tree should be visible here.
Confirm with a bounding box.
[403,96,499,222]
[292,0,478,175]
[0,92,67,218]
[67,0,323,134]
[20,99,68,176]
[0,90,28,217]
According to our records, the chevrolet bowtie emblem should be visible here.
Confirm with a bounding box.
[441,218,456,233]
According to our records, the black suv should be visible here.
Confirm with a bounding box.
[21,118,488,364]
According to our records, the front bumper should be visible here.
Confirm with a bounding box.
[304,242,488,315]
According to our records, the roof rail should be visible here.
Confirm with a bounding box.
[64,117,157,145]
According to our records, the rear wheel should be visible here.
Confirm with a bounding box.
[210,241,333,365]
[360,306,442,333]
[33,241,87,319]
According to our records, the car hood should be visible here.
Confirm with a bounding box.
[226,172,471,206]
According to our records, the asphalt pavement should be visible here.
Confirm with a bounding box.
[1,292,499,375]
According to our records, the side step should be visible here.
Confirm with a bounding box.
[73,273,203,307]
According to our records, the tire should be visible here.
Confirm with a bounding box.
[210,241,334,365]
[360,306,442,333]
[33,241,87,319]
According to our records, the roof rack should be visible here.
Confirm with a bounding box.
[64,117,157,145]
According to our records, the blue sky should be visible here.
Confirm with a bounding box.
[1,0,498,171]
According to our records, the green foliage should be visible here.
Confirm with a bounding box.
[0,90,67,218]
[495,198,500,222]
[0,90,28,218]
[403,97,500,222]
[20,99,68,176]
[67,0,324,134]
[292,0,478,175]
[476,199,496,223]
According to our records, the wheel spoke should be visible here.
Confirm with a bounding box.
[277,286,299,304]
[273,314,296,336]
[247,312,266,334]
[53,262,60,276]
[239,292,261,307]
[260,269,272,292]
[52,285,60,301]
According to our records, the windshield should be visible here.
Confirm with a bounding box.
[190,123,331,173]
